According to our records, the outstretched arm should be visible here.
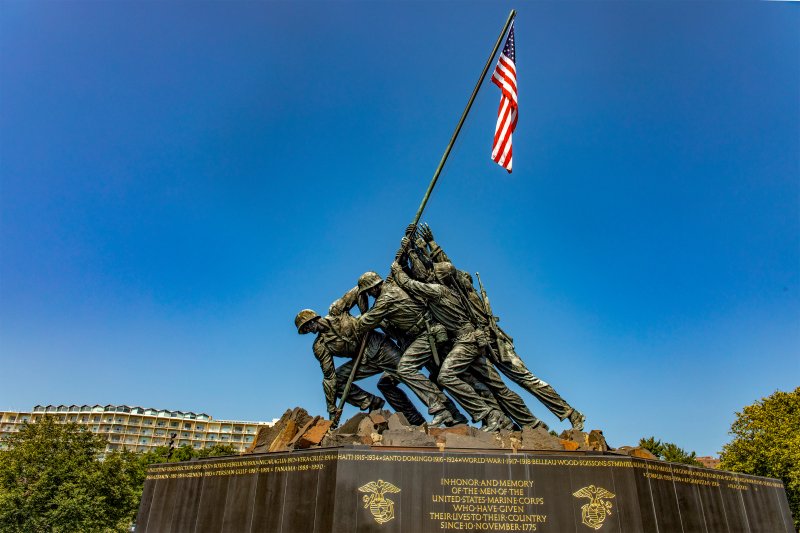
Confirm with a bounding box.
[419,224,451,263]
[355,293,391,334]
[408,248,433,281]
[329,286,360,316]
[391,262,443,302]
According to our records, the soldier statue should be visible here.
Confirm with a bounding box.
[295,286,426,426]
[390,258,540,431]
[353,271,480,427]
[415,224,586,431]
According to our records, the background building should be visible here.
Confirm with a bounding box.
[0,404,272,454]
[695,456,721,469]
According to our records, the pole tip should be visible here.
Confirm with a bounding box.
[510,9,517,17]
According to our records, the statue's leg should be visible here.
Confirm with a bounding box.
[376,373,425,425]
[424,361,468,424]
[396,334,450,415]
[437,340,493,423]
[468,356,539,427]
[492,344,573,421]
[462,371,503,412]
[334,359,380,410]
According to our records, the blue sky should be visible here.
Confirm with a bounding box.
[1,1,797,456]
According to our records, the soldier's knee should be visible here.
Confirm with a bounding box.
[377,374,398,392]
[397,362,415,380]
[438,369,458,388]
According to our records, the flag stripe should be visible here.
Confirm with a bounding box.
[491,22,517,173]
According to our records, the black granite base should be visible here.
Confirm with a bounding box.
[135,447,794,532]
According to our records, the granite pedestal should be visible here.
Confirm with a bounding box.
[135,447,794,532]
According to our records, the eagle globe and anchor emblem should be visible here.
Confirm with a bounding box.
[573,485,616,530]
[358,479,401,524]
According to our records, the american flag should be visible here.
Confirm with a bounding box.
[491,21,517,173]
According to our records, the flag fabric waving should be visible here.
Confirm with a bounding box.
[491,21,517,173]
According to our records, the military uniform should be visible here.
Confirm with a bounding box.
[426,234,581,427]
[355,280,453,417]
[309,287,424,423]
[392,264,538,427]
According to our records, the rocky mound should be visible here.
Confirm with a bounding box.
[245,407,658,460]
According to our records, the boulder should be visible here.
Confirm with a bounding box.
[560,429,588,446]
[494,429,522,451]
[288,416,320,448]
[321,433,370,447]
[268,419,297,452]
[368,411,390,432]
[520,426,562,451]
[380,428,437,447]
[386,412,411,431]
[560,439,580,451]
[587,430,609,452]
[294,419,332,449]
[443,430,500,449]
[338,413,370,434]
[614,446,658,460]
[427,424,471,443]
[247,407,312,454]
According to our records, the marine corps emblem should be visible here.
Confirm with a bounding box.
[573,485,616,530]
[358,479,401,525]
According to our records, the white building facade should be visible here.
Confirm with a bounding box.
[0,404,270,454]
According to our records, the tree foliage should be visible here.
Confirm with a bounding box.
[0,417,140,532]
[719,387,800,531]
[0,417,238,532]
[638,436,702,466]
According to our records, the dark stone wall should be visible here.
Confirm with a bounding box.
[136,448,794,533]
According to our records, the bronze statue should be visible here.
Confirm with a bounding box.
[354,272,462,427]
[390,260,538,432]
[295,220,586,433]
[417,224,586,431]
[295,287,425,425]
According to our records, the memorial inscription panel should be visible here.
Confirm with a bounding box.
[136,448,794,532]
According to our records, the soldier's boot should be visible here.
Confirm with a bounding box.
[442,398,469,426]
[482,410,513,432]
[368,397,386,412]
[444,413,469,427]
[523,419,549,432]
[430,410,455,427]
[567,409,585,431]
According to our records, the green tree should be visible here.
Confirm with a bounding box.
[0,416,141,532]
[0,417,241,531]
[639,436,702,466]
[719,387,800,531]
[137,443,237,465]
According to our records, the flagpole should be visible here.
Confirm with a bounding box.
[410,8,516,228]
[331,10,517,428]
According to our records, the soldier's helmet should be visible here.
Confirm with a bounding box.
[358,271,383,294]
[433,262,456,282]
[295,309,320,334]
